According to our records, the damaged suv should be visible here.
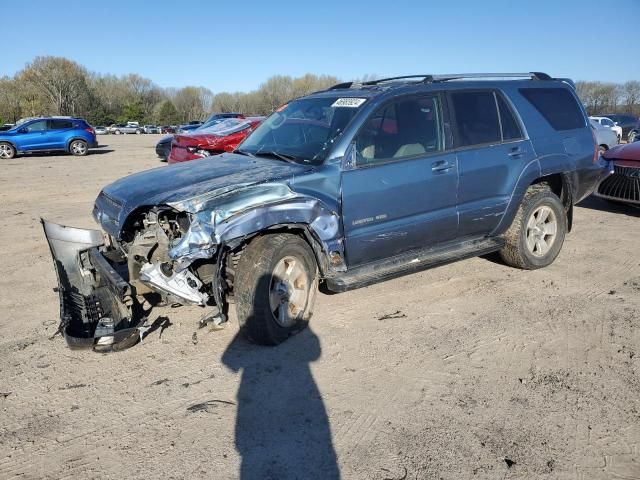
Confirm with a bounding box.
[43,73,611,350]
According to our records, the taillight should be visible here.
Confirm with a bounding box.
[85,127,94,135]
[590,126,598,164]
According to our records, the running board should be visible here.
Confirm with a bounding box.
[326,237,505,293]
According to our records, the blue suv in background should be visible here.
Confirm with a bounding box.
[0,117,97,159]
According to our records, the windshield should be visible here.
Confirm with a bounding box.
[237,96,367,164]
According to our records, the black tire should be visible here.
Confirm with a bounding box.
[136,129,142,135]
[114,130,121,135]
[0,142,16,159]
[499,183,567,270]
[235,234,318,345]
[69,139,88,156]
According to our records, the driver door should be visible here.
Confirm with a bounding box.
[341,93,459,267]
[17,119,50,150]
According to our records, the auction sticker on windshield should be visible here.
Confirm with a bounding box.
[331,98,367,108]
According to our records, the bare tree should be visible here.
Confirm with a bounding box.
[623,80,640,114]
[19,56,89,116]
[174,86,214,122]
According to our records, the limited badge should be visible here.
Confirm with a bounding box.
[331,98,367,108]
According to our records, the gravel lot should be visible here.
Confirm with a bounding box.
[0,135,639,480]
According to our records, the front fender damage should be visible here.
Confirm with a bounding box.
[42,220,145,351]
[167,183,345,275]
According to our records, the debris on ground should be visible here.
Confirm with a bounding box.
[504,458,516,468]
[377,310,407,321]
[186,399,236,413]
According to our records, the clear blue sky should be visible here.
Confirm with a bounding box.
[5,0,638,93]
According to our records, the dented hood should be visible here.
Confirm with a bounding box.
[95,152,313,237]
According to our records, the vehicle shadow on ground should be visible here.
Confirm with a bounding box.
[577,195,640,218]
[221,325,340,479]
[14,149,115,160]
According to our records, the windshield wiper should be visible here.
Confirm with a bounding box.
[234,149,255,157]
[253,150,298,163]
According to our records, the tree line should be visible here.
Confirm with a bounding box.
[576,81,640,116]
[1,56,638,126]
[0,56,339,126]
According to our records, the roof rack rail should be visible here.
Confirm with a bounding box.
[329,72,552,89]
[429,72,551,82]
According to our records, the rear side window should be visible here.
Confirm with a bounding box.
[451,91,501,147]
[520,88,584,131]
[49,119,73,129]
[496,94,523,141]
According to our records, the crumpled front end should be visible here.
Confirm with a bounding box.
[42,220,144,351]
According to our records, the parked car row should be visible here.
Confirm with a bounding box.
[42,72,617,352]
[92,123,194,135]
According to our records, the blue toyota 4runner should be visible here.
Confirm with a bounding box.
[43,73,611,350]
[0,117,97,159]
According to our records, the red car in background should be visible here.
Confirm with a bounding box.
[168,117,264,164]
[594,141,640,206]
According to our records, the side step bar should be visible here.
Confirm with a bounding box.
[325,237,505,293]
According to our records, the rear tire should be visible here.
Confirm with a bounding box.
[69,139,88,156]
[235,234,318,345]
[499,184,567,270]
[0,142,15,159]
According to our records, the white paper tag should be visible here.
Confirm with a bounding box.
[331,98,367,108]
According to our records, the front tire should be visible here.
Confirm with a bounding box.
[69,139,88,156]
[0,142,15,159]
[235,234,318,345]
[499,184,567,270]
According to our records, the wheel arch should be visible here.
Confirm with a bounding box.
[66,136,89,152]
[0,139,18,151]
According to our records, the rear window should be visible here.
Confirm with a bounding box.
[520,87,584,131]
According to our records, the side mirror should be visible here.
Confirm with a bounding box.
[614,122,619,126]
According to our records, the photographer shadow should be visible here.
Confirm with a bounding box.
[222,324,339,480]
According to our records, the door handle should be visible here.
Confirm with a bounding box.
[508,147,523,158]
[432,160,453,172]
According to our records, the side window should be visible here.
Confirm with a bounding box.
[451,91,501,147]
[519,88,584,131]
[355,95,444,165]
[24,120,48,132]
[50,119,73,129]
[496,94,523,141]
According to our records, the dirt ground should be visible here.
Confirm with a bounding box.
[0,134,639,480]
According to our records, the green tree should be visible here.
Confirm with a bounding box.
[155,100,179,124]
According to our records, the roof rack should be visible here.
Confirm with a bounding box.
[329,72,552,89]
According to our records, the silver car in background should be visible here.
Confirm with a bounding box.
[590,119,618,153]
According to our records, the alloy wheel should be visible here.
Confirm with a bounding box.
[269,256,310,328]
[525,205,557,257]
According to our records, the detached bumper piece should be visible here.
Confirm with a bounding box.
[595,164,640,205]
[42,220,143,351]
